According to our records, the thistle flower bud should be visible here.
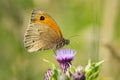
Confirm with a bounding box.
[71,72,86,80]
[44,69,52,80]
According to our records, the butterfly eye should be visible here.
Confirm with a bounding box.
[40,16,45,20]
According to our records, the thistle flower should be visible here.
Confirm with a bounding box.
[44,69,52,80]
[55,49,75,73]
[44,49,103,80]
[71,72,86,80]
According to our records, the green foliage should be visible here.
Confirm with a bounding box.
[44,59,104,80]
[85,60,104,80]
[69,64,76,73]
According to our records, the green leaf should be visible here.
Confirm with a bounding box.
[52,69,59,80]
[69,64,76,74]
[85,60,104,80]
[43,59,56,70]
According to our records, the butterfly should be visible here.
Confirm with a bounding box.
[24,8,70,52]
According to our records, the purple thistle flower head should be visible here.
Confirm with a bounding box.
[55,49,75,73]
[55,49,75,63]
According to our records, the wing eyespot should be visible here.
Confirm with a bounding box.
[40,16,45,20]
[32,40,35,43]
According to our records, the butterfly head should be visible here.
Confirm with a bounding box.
[56,38,70,49]
[64,39,70,45]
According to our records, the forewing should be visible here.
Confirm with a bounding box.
[24,23,60,52]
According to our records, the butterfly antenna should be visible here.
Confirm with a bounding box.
[68,34,81,40]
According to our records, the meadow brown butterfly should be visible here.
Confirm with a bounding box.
[24,8,69,52]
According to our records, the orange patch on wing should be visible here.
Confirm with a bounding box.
[34,14,62,38]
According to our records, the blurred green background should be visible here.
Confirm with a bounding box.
[0,0,120,80]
